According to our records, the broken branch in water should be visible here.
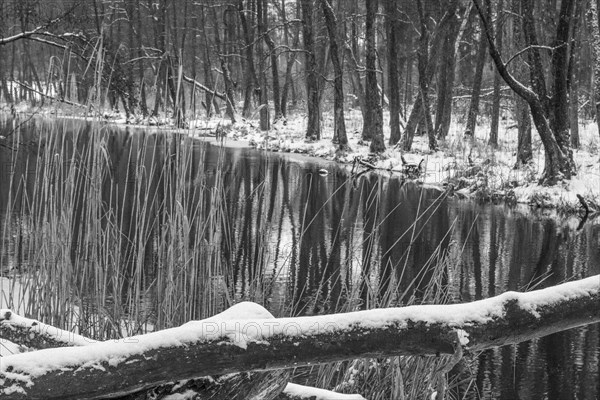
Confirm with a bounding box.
[1,275,598,399]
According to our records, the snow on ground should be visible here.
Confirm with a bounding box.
[0,275,597,392]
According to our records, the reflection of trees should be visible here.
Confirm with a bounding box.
[294,171,328,315]
[359,174,380,308]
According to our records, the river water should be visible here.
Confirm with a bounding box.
[0,117,598,399]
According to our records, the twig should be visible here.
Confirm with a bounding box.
[15,81,88,108]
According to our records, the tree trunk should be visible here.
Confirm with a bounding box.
[0,307,291,400]
[363,0,385,153]
[416,0,436,151]
[280,0,300,118]
[301,0,321,140]
[239,0,259,118]
[435,5,461,139]
[489,0,504,147]
[260,0,282,122]
[344,44,367,118]
[213,8,237,124]
[386,0,402,145]
[134,0,148,116]
[321,0,349,150]
[257,0,271,130]
[589,0,600,144]
[515,96,533,166]
[510,0,532,166]
[550,0,575,156]
[400,7,456,150]
[1,276,598,399]
[568,1,582,148]
[464,9,488,137]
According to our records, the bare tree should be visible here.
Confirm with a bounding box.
[416,0,437,150]
[399,4,457,151]
[386,0,402,145]
[212,6,237,124]
[464,1,488,138]
[489,0,504,147]
[474,0,577,184]
[239,0,259,119]
[259,0,282,123]
[364,0,385,152]
[321,0,350,150]
[509,0,532,166]
[301,0,321,140]
[435,1,464,140]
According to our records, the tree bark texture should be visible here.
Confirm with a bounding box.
[416,0,437,151]
[239,0,259,119]
[489,0,504,147]
[435,4,461,139]
[386,0,402,145]
[301,0,321,140]
[212,8,237,124]
[320,0,349,149]
[589,0,600,143]
[260,0,282,123]
[464,7,488,137]
[364,0,385,152]
[257,0,271,130]
[510,0,532,166]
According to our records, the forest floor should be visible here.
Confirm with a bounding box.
[4,103,600,213]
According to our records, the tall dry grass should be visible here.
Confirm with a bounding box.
[0,117,235,339]
[0,116,468,397]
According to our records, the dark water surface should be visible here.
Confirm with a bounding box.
[0,117,598,399]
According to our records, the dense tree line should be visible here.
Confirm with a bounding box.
[1,0,599,183]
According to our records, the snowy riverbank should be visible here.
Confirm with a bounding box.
[3,105,599,212]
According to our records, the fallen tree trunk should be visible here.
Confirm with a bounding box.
[1,305,293,400]
[1,275,598,399]
[182,74,226,101]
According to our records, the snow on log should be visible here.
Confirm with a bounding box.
[277,383,366,400]
[0,308,364,400]
[0,310,93,350]
[0,275,598,400]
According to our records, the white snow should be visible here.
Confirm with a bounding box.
[0,310,92,347]
[161,389,199,400]
[283,382,367,400]
[456,329,470,346]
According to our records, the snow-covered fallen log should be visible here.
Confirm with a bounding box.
[0,275,598,399]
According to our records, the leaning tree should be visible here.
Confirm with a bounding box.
[474,0,577,185]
